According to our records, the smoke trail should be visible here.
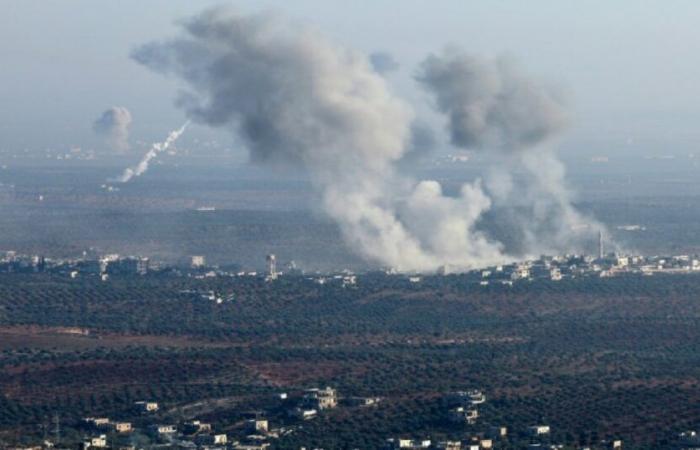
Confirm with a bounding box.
[93,106,132,152]
[417,48,602,257]
[114,121,189,183]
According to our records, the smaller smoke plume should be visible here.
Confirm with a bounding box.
[370,51,400,74]
[416,50,569,151]
[93,107,133,152]
[114,121,189,183]
[417,48,601,258]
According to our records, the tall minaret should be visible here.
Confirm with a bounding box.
[598,230,604,259]
[266,254,277,280]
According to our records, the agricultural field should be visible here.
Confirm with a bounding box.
[1,272,700,448]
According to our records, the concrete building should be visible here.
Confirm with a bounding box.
[246,419,269,434]
[134,401,159,413]
[195,434,227,445]
[136,257,149,275]
[386,438,431,449]
[445,390,486,407]
[82,435,107,449]
[183,420,212,434]
[510,264,530,280]
[479,439,493,449]
[266,254,277,280]
[113,422,132,433]
[528,425,551,436]
[304,387,337,409]
[615,256,629,268]
[149,424,177,435]
[97,256,148,276]
[191,255,206,268]
[83,417,110,429]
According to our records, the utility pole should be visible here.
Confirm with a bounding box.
[52,413,60,445]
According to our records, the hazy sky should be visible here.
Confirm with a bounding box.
[2,0,700,158]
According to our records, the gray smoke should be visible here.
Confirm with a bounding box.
[131,7,506,272]
[417,49,602,257]
[417,50,569,150]
[93,106,132,152]
[370,51,400,74]
[131,8,603,271]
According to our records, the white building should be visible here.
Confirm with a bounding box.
[134,401,159,413]
[304,386,338,409]
[246,418,269,434]
[511,265,530,280]
[290,408,317,420]
[195,434,227,445]
[114,422,131,433]
[88,435,107,448]
[149,424,176,435]
[191,255,206,268]
[386,438,432,449]
[550,267,562,281]
[528,425,551,436]
[446,390,486,406]
[615,256,629,267]
[184,420,211,433]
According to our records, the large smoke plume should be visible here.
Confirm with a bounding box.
[131,7,600,271]
[93,106,132,152]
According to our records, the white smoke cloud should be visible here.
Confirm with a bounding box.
[130,7,602,271]
[114,121,189,183]
[93,106,132,152]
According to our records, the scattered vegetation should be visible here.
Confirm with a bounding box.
[1,272,700,448]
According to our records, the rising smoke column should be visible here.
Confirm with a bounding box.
[416,49,602,256]
[130,7,506,271]
[93,106,132,152]
[114,121,189,183]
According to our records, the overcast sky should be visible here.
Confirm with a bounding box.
[2,0,700,158]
